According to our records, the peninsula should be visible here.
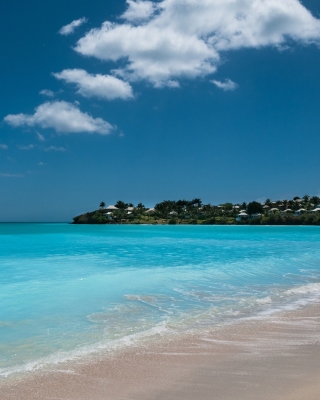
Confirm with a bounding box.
[73,195,320,225]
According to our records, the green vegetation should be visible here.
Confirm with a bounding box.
[72,196,320,225]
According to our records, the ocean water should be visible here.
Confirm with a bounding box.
[0,224,320,377]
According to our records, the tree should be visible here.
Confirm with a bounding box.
[99,201,106,209]
[221,202,233,211]
[190,198,202,207]
[247,201,263,215]
[115,200,127,209]
[303,194,310,202]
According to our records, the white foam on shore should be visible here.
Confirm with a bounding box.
[0,321,172,379]
[2,281,320,381]
[285,282,320,296]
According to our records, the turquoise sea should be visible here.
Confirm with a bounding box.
[1,224,320,378]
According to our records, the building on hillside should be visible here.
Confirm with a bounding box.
[104,205,118,212]
[236,212,248,222]
[145,208,156,214]
[281,209,293,216]
[294,209,307,216]
[106,212,113,220]
[249,213,261,219]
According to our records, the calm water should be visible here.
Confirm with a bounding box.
[0,224,320,377]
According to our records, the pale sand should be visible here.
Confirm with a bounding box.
[2,303,320,400]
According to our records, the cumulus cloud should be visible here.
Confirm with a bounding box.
[4,101,114,135]
[0,144,8,150]
[121,0,157,22]
[40,89,55,97]
[59,17,87,36]
[53,69,134,100]
[212,79,238,91]
[75,0,320,87]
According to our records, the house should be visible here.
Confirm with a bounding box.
[249,213,261,219]
[236,212,248,222]
[294,209,307,216]
[104,205,118,212]
[281,209,293,216]
[168,211,178,218]
[311,208,320,213]
[105,212,113,220]
[145,208,156,214]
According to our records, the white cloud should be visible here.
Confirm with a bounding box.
[75,0,320,87]
[4,101,114,135]
[59,17,87,36]
[36,132,45,142]
[211,79,238,91]
[19,144,35,150]
[53,69,134,100]
[121,0,157,22]
[0,173,24,178]
[44,146,67,152]
[76,21,217,87]
[40,89,55,97]
[0,144,8,150]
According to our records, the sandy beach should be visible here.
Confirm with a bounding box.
[2,302,320,400]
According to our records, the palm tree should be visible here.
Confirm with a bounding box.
[303,194,310,203]
[100,201,106,209]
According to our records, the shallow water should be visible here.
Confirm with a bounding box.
[0,224,319,377]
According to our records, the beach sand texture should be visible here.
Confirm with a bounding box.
[2,303,320,400]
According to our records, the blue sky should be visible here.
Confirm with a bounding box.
[1,0,320,222]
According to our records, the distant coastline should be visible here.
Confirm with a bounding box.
[73,196,320,225]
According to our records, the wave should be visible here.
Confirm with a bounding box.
[0,321,171,379]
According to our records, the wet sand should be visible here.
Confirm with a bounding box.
[2,303,320,400]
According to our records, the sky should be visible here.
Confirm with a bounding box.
[1,0,320,222]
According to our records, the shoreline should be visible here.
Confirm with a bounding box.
[2,302,320,399]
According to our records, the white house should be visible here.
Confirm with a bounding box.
[294,209,307,216]
[104,205,118,211]
[250,213,261,219]
[145,208,156,214]
[106,212,113,220]
[236,212,248,222]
